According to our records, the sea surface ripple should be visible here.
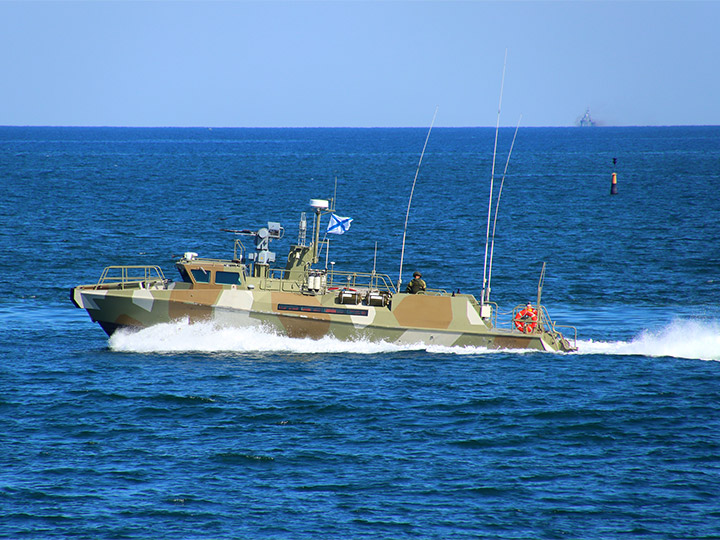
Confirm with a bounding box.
[2,126,720,538]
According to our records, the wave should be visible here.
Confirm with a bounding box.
[108,320,431,355]
[577,319,720,361]
[107,319,520,356]
[108,318,720,360]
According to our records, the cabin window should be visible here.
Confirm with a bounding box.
[215,271,243,285]
[191,268,211,283]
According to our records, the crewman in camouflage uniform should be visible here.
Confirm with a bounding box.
[406,271,426,294]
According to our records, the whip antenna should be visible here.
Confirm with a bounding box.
[397,106,438,292]
[481,49,507,306]
[486,114,521,301]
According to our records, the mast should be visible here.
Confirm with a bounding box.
[537,262,546,309]
[309,199,329,263]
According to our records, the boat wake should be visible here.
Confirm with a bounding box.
[577,319,720,361]
[108,318,720,360]
[107,319,509,356]
[108,320,429,355]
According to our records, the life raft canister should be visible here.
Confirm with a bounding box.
[514,306,538,333]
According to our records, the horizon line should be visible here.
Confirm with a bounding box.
[2,124,718,129]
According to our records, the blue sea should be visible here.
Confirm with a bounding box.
[1,126,719,539]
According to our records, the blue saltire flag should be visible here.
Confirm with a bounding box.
[327,214,353,235]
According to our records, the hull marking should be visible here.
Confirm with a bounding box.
[278,303,368,317]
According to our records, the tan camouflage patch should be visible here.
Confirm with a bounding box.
[393,295,452,329]
[168,289,221,321]
[493,335,540,350]
[277,314,331,339]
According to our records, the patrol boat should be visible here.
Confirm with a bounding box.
[71,198,577,352]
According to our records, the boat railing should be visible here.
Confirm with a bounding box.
[232,239,246,262]
[552,323,578,349]
[537,306,577,346]
[327,270,398,294]
[509,304,545,332]
[252,267,398,294]
[255,268,305,292]
[537,305,554,334]
[92,265,168,290]
[510,304,577,347]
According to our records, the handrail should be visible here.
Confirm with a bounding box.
[232,239,246,262]
[508,303,576,347]
[553,324,578,348]
[96,265,167,289]
[250,268,305,292]
[327,270,397,294]
[248,267,399,294]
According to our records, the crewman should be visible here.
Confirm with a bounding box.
[521,302,538,320]
[405,271,427,294]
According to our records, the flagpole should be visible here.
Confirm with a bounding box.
[325,234,329,269]
[397,107,438,293]
[322,215,352,267]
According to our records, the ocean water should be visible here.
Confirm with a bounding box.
[1,126,719,538]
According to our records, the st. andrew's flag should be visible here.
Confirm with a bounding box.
[327,214,353,235]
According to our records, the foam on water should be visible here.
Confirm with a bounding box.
[577,319,720,361]
[108,319,424,355]
[109,318,720,360]
[107,319,506,355]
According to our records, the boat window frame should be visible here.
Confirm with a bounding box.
[215,270,243,286]
[190,268,211,284]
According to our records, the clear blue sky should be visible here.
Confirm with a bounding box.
[1,1,718,127]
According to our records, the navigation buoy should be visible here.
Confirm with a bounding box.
[611,158,618,195]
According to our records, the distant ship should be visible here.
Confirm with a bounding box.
[577,108,596,127]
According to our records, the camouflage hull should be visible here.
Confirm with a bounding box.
[71,280,574,352]
[71,203,577,353]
